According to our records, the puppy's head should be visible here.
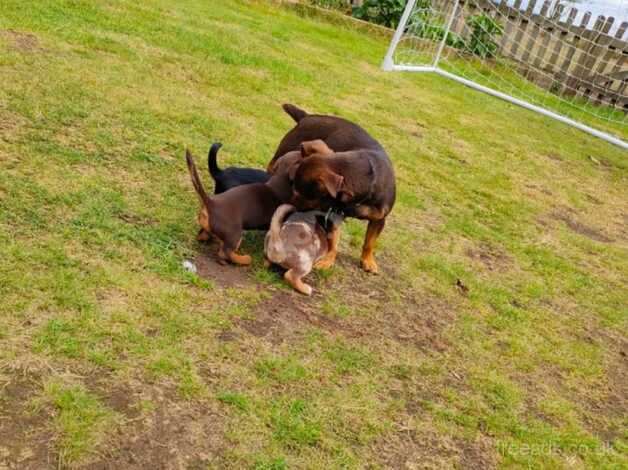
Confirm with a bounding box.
[271,150,304,180]
[291,160,344,210]
[268,139,332,175]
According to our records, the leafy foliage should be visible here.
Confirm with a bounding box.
[465,13,504,58]
[309,0,351,11]
[352,0,408,28]
[352,1,502,57]
[406,1,464,49]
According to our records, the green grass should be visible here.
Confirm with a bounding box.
[43,382,117,466]
[0,0,626,468]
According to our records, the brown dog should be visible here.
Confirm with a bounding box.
[268,104,396,273]
[186,149,302,265]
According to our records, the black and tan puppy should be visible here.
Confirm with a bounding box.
[268,104,396,273]
[209,142,269,194]
[186,149,302,265]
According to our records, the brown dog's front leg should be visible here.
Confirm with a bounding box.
[314,225,341,269]
[360,219,385,273]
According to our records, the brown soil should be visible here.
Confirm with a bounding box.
[194,246,455,353]
[194,244,256,289]
[550,212,613,243]
[0,29,41,53]
[371,426,497,469]
[0,369,56,469]
[87,400,226,470]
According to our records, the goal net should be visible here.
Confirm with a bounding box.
[382,0,628,149]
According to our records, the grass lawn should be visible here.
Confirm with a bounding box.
[0,0,626,468]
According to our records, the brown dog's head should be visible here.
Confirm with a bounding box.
[291,140,352,211]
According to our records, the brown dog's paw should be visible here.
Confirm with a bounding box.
[230,253,252,266]
[314,251,337,270]
[360,256,379,274]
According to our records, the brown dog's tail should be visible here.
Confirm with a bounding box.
[282,103,308,123]
[186,149,212,211]
[270,204,296,238]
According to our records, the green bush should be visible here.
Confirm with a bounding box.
[351,0,407,28]
[406,1,464,49]
[309,0,352,12]
[465,13,503,58]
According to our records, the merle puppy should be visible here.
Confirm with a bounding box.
[209,142,269,194]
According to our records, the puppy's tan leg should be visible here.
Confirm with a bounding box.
[284,269,313,295]
[263,257,271,269]
[230,237,251,265]
[314,225,341,269]
[218,240,251,266]
[360,218,385,273]
[197,228,211,241]
[230,252,252,265]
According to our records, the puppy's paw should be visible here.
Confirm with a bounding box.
[360,256,379,274]
[314,251,337,270]
[231,253,252,266]
[300,284,313,296]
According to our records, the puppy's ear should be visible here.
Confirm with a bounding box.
[320,171,344,199]
[301,139,333,157]
[288,160,301,180]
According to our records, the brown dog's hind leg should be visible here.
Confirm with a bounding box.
[284,269,313,295]
[218,238,252,266]
[360,218,385,273]
[314,225,341,269]
[229,251,252,265]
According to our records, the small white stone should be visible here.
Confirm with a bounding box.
[182,260,197,273]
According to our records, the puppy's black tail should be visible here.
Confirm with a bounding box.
[208,142,223,179]
[186,149,212,211]
[282,103,308,123]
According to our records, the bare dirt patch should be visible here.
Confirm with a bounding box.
[88,399,226,469]
[0,29,42,53]
[241,286,363,344]
[195,246,458,354]
[0,369,56,470]
[466,242,511,271]
[194,247,256,289]
[550,212,613,243]
[371,426,497,469]
[195,248,363,342]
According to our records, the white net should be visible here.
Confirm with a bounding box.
[385,0,628,144]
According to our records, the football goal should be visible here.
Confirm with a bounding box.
[382,0,628,149]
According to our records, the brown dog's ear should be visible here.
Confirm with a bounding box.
[301,139,333,157]
[320,171,344,199]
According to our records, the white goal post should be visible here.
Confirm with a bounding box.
[382,0,628,150]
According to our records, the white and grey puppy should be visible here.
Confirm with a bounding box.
[264,204,343,295]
